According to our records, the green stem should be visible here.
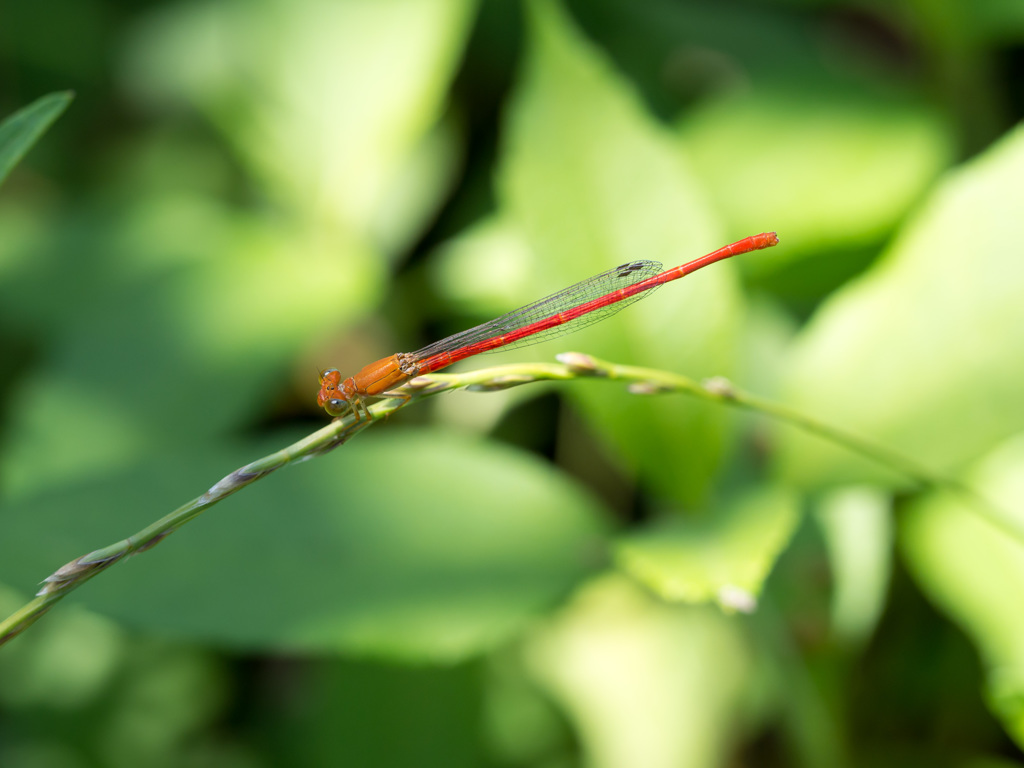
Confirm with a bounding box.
[567,354,1013,541]
[0,416,372,644]
[0,354,1010,646]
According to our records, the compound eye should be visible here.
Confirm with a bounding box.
[327,398,347,415]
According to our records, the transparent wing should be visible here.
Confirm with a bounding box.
[413,260,664,359]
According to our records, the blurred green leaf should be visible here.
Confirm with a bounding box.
[270,658,484,768]
[814,487,892,645]
[974,0,1024,42]
[430,214,538,316]
[0,429,607,660]
[734,294,800,400]
[0,196,380,496]
[496,0,743,504]
[911,0,1024,48]
[566,0,837,111]
[678,89,954,268]
[123,0,473,256]
[0,585,123,709]
[525,574,753,768]
[484,646,570,766]
[614,486,799,611]
[97,643,228,767]
[0,91,72,187]
[776,123,1024,489]
[901,433,1024,748]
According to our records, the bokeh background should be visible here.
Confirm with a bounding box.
[2,0,1024,765]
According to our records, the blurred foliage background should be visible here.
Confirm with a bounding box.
[2,0,1024,765]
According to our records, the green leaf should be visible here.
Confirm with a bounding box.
[497,0,743,504]
[0,430,607,661]
[270,658,485,768]
[123,0,473,255]
[0,200,380,496]
[814,487,893,645]
[678,89,953,267]
[526,574,753,768]
[901,433,1024,748]
[614,486,799,611]
[776,123,1024,489]
[0,583,123,708]
[429,215,539,317]
[0,92,73,187]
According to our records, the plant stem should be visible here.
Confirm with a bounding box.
[0,355,1011,646]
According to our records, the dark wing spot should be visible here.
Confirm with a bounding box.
[615,261,648,278]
